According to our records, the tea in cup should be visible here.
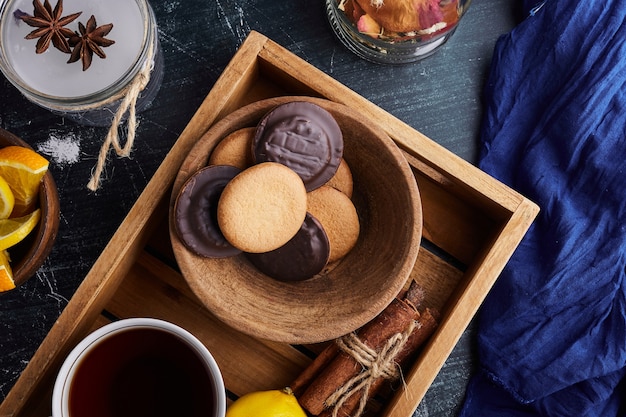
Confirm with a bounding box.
[52,318,226,417]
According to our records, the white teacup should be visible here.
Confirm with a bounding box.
[52,318,226,417]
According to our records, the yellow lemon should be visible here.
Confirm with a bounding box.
[226,388,307,417]
[0,250,15,292]
[0,209,41,252]
[0,146,49,217]
[0,175,15,219]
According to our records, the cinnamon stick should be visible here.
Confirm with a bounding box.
[320,307,440,417]
[290,343,340,397]
[404,280,425,310]
[397,279,426,309]
[298,297,420,416]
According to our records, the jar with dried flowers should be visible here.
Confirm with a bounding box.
[326,0,471,64]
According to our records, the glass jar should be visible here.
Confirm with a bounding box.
[0,0,163,126]
[326,0,471,64]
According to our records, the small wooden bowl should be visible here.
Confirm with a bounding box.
[0,128,60,291]
[169,97,422,344]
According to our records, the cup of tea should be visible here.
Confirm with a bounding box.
[52,318,226,417]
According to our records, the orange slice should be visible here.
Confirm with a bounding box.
[0,250,15,292]
[0,175,15,219]
[0,146,49,217]
[0,209,41,252]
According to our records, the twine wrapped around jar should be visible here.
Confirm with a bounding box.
[86,34,156,191]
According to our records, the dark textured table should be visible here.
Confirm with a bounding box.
[0,1,518,415]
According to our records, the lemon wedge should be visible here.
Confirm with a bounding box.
[0,175,15,220]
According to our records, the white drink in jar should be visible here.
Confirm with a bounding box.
[0,0,162,125]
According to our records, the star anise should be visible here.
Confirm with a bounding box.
[19,0,82,54]
[67,15,115,71]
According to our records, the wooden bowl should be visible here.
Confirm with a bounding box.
[169,97,422,344]
[0,128,60,291]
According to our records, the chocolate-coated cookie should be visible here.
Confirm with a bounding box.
[246,213,330,282]
[174,165,242,258]
[252,101,343,192]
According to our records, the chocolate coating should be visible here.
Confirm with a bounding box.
[174,165,242,258]
[252,101,343,192]
[246,213,330,282]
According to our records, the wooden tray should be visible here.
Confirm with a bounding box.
[0,31,539,417]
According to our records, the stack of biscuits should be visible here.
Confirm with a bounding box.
[174,101,360,282]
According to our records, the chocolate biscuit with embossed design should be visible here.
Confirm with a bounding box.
[252,101,343,192]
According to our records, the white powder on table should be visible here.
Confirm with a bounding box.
[37,133,81,167]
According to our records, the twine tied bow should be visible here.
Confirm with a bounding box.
[325,320,417,417]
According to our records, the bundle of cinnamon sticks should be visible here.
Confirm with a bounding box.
[291,280,439,417]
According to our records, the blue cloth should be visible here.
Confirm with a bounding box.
[459,1,626,416]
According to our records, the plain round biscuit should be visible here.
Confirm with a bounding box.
[217,162,307,253]
[208,127,255,169]
[306,185,360,263]
[326,158,353,198]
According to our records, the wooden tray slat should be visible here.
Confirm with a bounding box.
[0,31,538,417]
[414,167,498,265]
